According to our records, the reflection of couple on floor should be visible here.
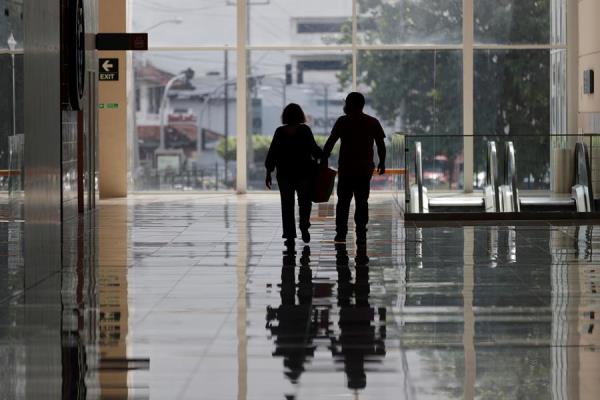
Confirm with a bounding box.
[265,244,386,391]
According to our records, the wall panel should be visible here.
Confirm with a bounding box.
[23,1,62,398]
[24,0,62,275]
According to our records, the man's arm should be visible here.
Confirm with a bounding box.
[375,121,386,174]
[322,119,342,159]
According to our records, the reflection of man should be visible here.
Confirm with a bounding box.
[331,244,386,391]
[323,92,386,244]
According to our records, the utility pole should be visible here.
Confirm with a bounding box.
[324,84,329,134]
[224,50,229,184]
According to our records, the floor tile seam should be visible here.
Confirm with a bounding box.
[132,262,201,326]
[0,269,62,306]
[126,195,237,208]
[137,222,200,260]
[174,296,239,400]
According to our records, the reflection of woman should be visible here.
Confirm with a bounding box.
[265,104,323,244]
[265,248,315,385]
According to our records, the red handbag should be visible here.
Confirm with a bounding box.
[312,162,337,203]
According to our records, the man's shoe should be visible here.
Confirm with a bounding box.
[284,238,295,248]
[301,230,311,244]
[334,234,346,243]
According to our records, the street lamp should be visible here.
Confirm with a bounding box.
[130,17,184,181]
[135,17,183,67]
[141,17,183,33]
[158,68,194,150]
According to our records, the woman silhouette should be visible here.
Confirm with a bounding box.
[265,103,323,245]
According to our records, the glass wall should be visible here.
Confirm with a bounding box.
[132,0,236,47]
[129,0,567,192]
[1,0,24,211]
[358,50,463,189]
[474,0,550,44]
[246,50,350,190]
[474,50,552,190]
[357,0,462,45]
[131,50,236,190]
[249,0,352,46]
[472,0,565,191]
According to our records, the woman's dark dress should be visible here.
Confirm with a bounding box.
[265,124,323,239]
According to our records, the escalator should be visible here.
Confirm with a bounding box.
[407,140,595,219]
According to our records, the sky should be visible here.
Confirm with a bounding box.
[131,0,351,76]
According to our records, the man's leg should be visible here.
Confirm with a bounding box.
[354,175,372,242]
[336,176,353,240]
[278,178,296,239]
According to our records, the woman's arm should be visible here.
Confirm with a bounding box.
[265,129,280,174]
[305,125,323,160]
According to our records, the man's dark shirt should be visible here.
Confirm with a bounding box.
[323,112,386,177]
[265,124,323,180]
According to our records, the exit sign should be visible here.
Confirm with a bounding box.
[99,58,119,81]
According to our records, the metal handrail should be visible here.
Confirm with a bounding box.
[415,142,424,213]
[575,142,594,212]
[486,141,499,212]
[505,141,520,212]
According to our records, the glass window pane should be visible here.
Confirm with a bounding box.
[132,1,236,47]
[246,50,351,190]
[358,0,462,45]
[249,0,352,46]
[131,51,237,191]
[358,50,463,190]
[0,0,24,49]
[475,0,551,44]
[474,50,551,190]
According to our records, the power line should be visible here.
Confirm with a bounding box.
[134,0,231,13]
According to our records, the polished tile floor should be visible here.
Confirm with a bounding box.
[1,194,599,399]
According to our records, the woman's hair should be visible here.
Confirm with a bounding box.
[281,103,306,125]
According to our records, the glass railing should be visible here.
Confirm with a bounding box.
[9,133,24,220]
[0,133,24,221]
[387,133,406,202]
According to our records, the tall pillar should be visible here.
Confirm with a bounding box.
[98,0,128,198]
[567,0,579,137]
[462,0,474,193]
[236,0,248,194]
[550,0,572,193]
[579,0,600,198]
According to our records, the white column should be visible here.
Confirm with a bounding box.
[236,0,248,193]
[463,0,474,192]
[463,227,475,400]
[352,0,358,91]
[567,0,579,137]
[236,198,248,400]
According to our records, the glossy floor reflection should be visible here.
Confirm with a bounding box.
[1,194,599,399]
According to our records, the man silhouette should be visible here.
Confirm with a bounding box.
[322,92,386,244]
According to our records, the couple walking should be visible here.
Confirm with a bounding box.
[265,92,386,246]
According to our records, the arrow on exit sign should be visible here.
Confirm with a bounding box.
[99,58,119,81]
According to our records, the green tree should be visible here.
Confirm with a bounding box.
[216,136,236,162]
[217,135,274,163]
[473,0,551,188]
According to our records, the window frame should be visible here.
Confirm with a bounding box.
[129,0,569,193]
